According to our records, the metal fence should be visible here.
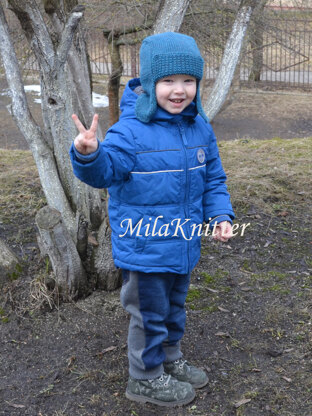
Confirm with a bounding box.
[241,18,312,87]
[16,18,312,90]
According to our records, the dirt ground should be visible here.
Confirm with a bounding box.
[0,76,312,416]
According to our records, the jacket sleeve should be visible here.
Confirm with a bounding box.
[69,125,136,189]
[203,125,235,224]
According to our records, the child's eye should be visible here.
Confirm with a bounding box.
[185,79,195,83]
[162,79,173,83]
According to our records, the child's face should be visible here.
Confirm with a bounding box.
[155,74,197,114]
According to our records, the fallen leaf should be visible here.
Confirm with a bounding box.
[207,287,219,293]
[277,211,289,217]
[5,402,25,409]
[218,306,230,312]
[234,398,252,408]
[215,331,230,337]
[102,346,117,353]
[240,286,252,292]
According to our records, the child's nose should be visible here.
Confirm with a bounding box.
[173,82,185,93]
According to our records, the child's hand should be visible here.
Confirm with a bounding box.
[213,221,233,242]
[72,113,99,155]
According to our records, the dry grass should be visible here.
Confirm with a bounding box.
[219,136,312,214]
[0,149,45,222]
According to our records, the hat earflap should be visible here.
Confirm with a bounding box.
[135,83,158,123]
[195,80,209,123]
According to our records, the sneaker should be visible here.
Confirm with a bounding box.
[126,372,195,407]
[164,359,209,388]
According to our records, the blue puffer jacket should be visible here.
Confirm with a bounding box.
[70,78,235,274]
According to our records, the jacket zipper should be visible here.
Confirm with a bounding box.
[178,121,190,272]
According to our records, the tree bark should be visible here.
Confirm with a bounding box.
[204,0,258,121]
[103,31,124,126]
[94,222,122,291]
[35,206,88,299]
[153,0,191,33]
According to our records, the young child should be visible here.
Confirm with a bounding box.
[70,32,235,407]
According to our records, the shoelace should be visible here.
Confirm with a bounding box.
[148,373,171,386]
[174,359,188,369]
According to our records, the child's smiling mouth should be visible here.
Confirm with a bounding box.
[169,99,184,103]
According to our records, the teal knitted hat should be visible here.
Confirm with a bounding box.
[135,32,208,123]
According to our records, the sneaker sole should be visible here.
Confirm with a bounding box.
[125,389,196,407]
[192,377,209,389]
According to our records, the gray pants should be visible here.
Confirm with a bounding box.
[120,270,191,380]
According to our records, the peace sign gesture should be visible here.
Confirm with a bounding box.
[72,113,99,155]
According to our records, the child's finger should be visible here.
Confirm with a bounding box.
[72,114,86,134]
[90,114,99,134]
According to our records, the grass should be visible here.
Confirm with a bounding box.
[186,287,201,302]
[0,149,45,223]
[218,137,312,215]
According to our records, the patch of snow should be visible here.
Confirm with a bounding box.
[92,92,109,108]
[24,85,41,95]
[1,84,109,108]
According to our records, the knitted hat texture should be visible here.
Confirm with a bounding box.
[135,32,208,123]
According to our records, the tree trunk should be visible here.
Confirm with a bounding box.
[249,25,264,82]
[35,206,88,300]
[153,0,191,33]
[248,0,267,82]
[95,222,122,291]
[204,0,258,121]
[104,31,123,126]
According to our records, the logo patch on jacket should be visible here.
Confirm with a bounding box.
[197,148,205,164]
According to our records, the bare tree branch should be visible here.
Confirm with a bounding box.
[8,0,55,72]
[57,9,84,67]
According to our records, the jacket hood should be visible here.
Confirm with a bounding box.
[120,78,198,123]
